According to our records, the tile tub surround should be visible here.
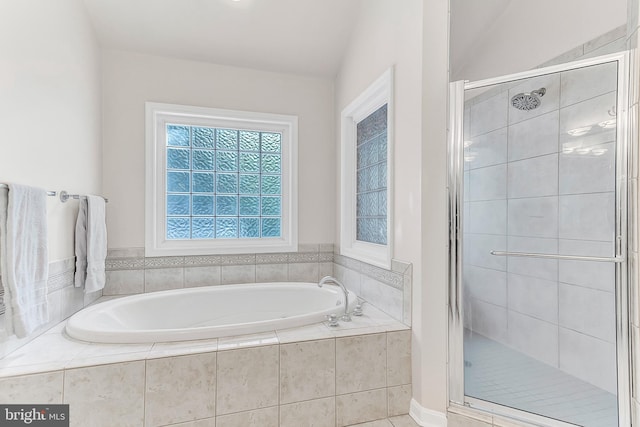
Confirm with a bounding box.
[0,302,411,427]
[0,257,102,359]
[462,60,619,393]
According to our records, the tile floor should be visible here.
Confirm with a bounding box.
[347,415,420,426]
[464,330,618,427]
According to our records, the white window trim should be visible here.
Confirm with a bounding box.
[340,68,394,269]
[145,102,298,257]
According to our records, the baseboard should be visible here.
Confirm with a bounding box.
[409,399,448,427]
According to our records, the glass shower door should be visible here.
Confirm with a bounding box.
[451,54,630,427]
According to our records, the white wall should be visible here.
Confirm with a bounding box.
[0,0,102,262]
[101,49,335,250]
[451,0,627,81]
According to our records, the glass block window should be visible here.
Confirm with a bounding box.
[146,102,297,256]
[166,125,282,240]
[356,105,387,245]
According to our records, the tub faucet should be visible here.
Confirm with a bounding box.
[318,276,351,322]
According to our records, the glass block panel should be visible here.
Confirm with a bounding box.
[377,133,388,161]
[167,194,190,216]
[167,217,190,239]
[362,192,377,217]
[261,175,281,195]
[217,151,238,172]
[216,218,238,238]
[216,129,238,150]
[261,154,281,174]
[192,195,214,216]
[357,104,387,145]
[376,218,388,245]
[261,196,281,216]
[239,196,260,216]
[192,218,214,239]
[240,218,260,238]
[239,152,260,173]
[167,148,190,170]
[192,172,214,193]
[167,171,190,192]
[193,127,214,148]
[239,174,260,194]
[167,125,190,147]
[379,190,387,216]
[357,194,365,217]
[240,131,260,151]
[216,195,238,216]
[193,150,214,171]
[378,163,387,189]
[261,133,281,152]
[357,167,368,193]
[367,165,379,191]
[216,173,238,194]
[356,218,372,242]
[261,218,281,238]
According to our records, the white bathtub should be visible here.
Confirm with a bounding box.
[65,282,357,343]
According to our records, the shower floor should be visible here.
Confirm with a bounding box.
[464,330,618,427]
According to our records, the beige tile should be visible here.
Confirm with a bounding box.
[280,339,335,404]
[448,413,492,427]
[158,418,215,427]
[216,406,278,427]
[217,332,279,351]
[221,265,256,285]
[387,331,411,386]
[336,388,387,427]
[256,263,288,282]
[388,384,411,417]
[389,415,421,427]
[0,371,63,403]
[288,262,320,282]
[216,345,279,415]
[276,323,334,344]
[145,353,217,426]
[148,339,218,359]
[145,267,184,292]
[319,262,334,278]
[280,397,336,427]
[336,333,386,394]
[104,269,144,295]
[347,420,393,427]
[63,361,145,427]
[184,266,222,288]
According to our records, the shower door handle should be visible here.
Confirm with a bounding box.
[490,250,625,263]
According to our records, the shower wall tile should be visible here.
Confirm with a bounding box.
[280,397,336,427]
[336,388,387,427]
[216,345,279,415]
[255,263,288,282]
[508,273,558,324]
[468,200,507,235]
[463,265,507,307]
[216,407,279,427]
[462,202,470,233]
[583,25,626,54]
[468,299,507,343]
[559,92,617,148]
[508,73,561,125]
[0,371,63,403]
[220,264,256,285]
[559,192,615,241]
[145,267,184,292]
[468,91,508,138]
[465,234,507,271]
[507,110,559,162]
[360,275,403,321]
[468,164,507,201]
[507,236,558,282]
[287,262,319,282]
[559,142,615,195]
[63,361,145,427]
[559,283,616,343]
[464,127,507,170]
[507,154,558,198]
[104,269,144,295]
[559,327,617,393]
[558,239,615,291]
[507,312,559,367]
[560,62,618,108]
[336,333,386,394]
[145,353,217,426]
[280,339,335,404]
[387,330,411,386]
[583,38,627,59]
[184,266,221,287]
[507,196,558,239]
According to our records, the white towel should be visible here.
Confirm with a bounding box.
[0,184,49,338]
[84,195,107,293]
[74,198,88,288]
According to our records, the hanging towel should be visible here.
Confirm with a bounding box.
[83,195,107,293]
[0,184,49,338]
[74,198,88,288]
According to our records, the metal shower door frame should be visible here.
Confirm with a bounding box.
[447,51,632,427]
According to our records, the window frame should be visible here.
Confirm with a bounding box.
[145,102,298,256]
[340,68,394,269]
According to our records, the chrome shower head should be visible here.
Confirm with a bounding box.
[511,87,546,111]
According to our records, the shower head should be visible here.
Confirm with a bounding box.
[511,87,546,111]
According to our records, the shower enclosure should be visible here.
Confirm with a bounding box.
[448,52,631,427]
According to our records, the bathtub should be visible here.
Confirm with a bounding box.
[65,282,357,344]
